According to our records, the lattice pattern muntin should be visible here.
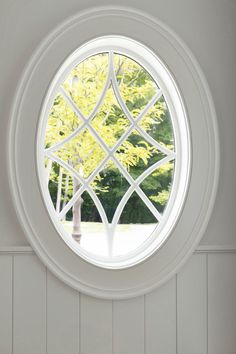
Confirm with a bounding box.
[44,51,176,259]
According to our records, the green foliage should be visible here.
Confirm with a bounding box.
[45,53,174,223]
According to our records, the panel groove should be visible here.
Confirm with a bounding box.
[78,292,81,354]
[12,255,14,354]
[77,292,80,354]
[206,254,208,354]
[176,274,178,354]
[46,269,48,354]
[112,300,114,354]
[144,294,146,354]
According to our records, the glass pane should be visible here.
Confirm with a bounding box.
[62,191,108,257]
[90,160,130,223]
[54,128,106,179]
[115,129,165,179]
[46,161,79,213]
[112,191,158,256]
[46,161,108,256]
[114,53,159,118]
[45,93,82,148]
[62,53,109,117]
[139,96,175,151]
[91,86,130,148]
[139,161,175,213]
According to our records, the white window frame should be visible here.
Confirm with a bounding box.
[38,36,190,269]
[8,7,219,298]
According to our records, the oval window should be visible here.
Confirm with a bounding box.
[37,36,190,268]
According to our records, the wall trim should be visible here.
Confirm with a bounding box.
[195,245,236,254]
[0,245,236,255]
[0,246,34,254]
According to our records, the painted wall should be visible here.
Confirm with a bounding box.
[0,0,235,353]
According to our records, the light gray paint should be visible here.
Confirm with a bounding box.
[0,256,12,354]
[208,254,236,354]
[0,0,235,353]
[47,270,78,354]
[0,0,235,248]
[0,251,236,354]
[177,254,207,354]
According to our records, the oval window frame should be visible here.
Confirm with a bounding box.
[8,7,219,299]
[38,36,190,269]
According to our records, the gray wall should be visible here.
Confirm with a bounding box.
[0,1,236,353]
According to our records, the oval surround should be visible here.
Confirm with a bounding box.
[8,6,219,298]
[38,36,190,269]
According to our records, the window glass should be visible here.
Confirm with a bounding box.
[39,36,189,268]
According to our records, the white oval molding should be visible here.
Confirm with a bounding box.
[37,35,190,269]
[8,6,219,299]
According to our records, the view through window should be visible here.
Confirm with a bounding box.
[40,37,186,267]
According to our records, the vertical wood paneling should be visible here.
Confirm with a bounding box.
[113,296,144,354]
[208,253,236,354]
[177,254,207,354]
[0,255,12,354]
[13,255,46,354]
[80,294,112,354]
[145,277,176,354]
[0,251,235,354]
[47,269,78,354]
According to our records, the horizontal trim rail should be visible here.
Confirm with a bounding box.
[195,245,236,253]
[0,246,34,254]
[0,245,236,255]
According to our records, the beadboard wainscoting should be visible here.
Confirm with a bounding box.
[0,247,236,354]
